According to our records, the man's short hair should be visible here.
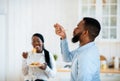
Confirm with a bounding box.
[83,17,101,41]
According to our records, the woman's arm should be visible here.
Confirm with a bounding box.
[22,59,29,76]
[44,53,56,78]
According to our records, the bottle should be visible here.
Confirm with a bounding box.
[114,56,119,69]
[101,60,107,69]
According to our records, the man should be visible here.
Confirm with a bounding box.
[54,17,101,81]
[22,33,56,81]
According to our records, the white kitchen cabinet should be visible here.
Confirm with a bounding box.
[100,73,120,81]
[50,70,120,81]
[49,71,70,81]
[56,72,70,81]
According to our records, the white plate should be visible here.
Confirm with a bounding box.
[29,62,43,67]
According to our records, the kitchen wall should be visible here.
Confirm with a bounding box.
[0,0,120,81]
[0,14,6,81]
[96,41,120,59]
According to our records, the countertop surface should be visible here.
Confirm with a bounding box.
[57,68,120,74]
[100,68,120,73]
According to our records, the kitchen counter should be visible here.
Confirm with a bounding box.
[101,68,120,74]
[54,68,120,81]
[57,68,120,74]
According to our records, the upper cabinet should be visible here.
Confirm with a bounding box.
[78,0,120,41]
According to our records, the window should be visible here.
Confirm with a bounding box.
[79,0,120,40]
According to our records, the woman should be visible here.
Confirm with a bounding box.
[22,33,56,81]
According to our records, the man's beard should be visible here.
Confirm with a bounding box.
[72,32,82,43]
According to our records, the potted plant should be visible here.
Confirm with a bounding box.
[53,54,58,61]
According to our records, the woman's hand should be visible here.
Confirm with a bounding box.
[39,63,47,70]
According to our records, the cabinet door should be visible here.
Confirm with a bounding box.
[49,72,70,81]
[100,73,120,81]
[57,72,70,81]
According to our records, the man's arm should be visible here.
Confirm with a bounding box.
[54,23,73,62]
[60,38,73,62]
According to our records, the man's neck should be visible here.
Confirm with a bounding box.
[79,41,92,46]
